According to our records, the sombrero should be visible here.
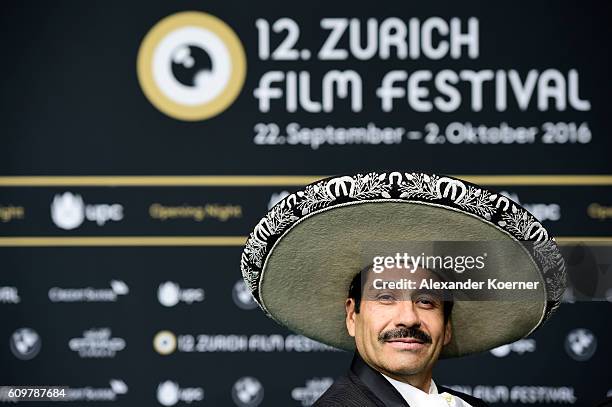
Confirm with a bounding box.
[240,171,566,357]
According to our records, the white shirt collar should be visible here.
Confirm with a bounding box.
[381,373,437,404]
[381,374,472,407]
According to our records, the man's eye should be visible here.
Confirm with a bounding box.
[416,297,435,307]
[377,293,396,302]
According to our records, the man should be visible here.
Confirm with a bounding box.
[313,265,487,406]
[241,171,565,406]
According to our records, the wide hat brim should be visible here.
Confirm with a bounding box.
[241,172,566,357]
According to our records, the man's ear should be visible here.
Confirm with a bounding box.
[443,318,452,346]
[345,298,356,337]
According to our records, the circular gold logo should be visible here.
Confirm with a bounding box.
[137,11,246,121]
[153,330,177,355]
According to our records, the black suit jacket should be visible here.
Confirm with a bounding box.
[313,353,489,407]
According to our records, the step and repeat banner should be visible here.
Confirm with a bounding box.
[1,1,611,406]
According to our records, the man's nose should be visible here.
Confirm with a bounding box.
[393,300,421,327]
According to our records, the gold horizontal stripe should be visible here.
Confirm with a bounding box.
[0,176,320,187]
[459,175,612,186]
[0,175,610,187]
[0,236,247,247]
[0,236,609,247]
[555,236,612,245]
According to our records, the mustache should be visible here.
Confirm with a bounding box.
[378,326,432,344]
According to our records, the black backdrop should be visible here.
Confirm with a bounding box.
[0,1,611,406]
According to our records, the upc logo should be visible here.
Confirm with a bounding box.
[51,192,85,230]
[489,339,536,357]
[50,192,123,230]
[157,281,205,307]
[157,381,204,406]
[268,191,290,209]
[232,280,258,310]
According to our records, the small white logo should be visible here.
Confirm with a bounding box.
[159,282,180,307]
[10,328,41,360]
[50,192,124,230]
[157,381,204,406]
[51,192,85,230]
[49,280,129,303]
[0,286,20,304]
[110,280,129,295]
[291,378,333,406]
[109,379,128,395]
[60,379,128,401]
[565,328,597,361]
[232,280,258,310]
[489,339,536,357]
[232,377,264,407]
[158,282,205,307]
[154,331,177,355]
[490,344,511,357]
[68,328,126,358]
[268,191,290,209]
[158,381,180,406]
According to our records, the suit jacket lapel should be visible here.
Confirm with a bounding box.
[350,352,410,407]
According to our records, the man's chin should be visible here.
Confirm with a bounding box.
[380,360,427,377]
[377,346,434,372]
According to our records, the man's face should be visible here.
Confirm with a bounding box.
[345,266,451,379]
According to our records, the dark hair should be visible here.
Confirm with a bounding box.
[347,269,454,323]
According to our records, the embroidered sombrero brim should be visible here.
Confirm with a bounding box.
[241,172,565,357]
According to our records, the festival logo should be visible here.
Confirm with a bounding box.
[137,11,246,121]
[154,330,177,355]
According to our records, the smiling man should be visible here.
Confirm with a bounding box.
[240,171,565,407]
[313,266,485,406]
